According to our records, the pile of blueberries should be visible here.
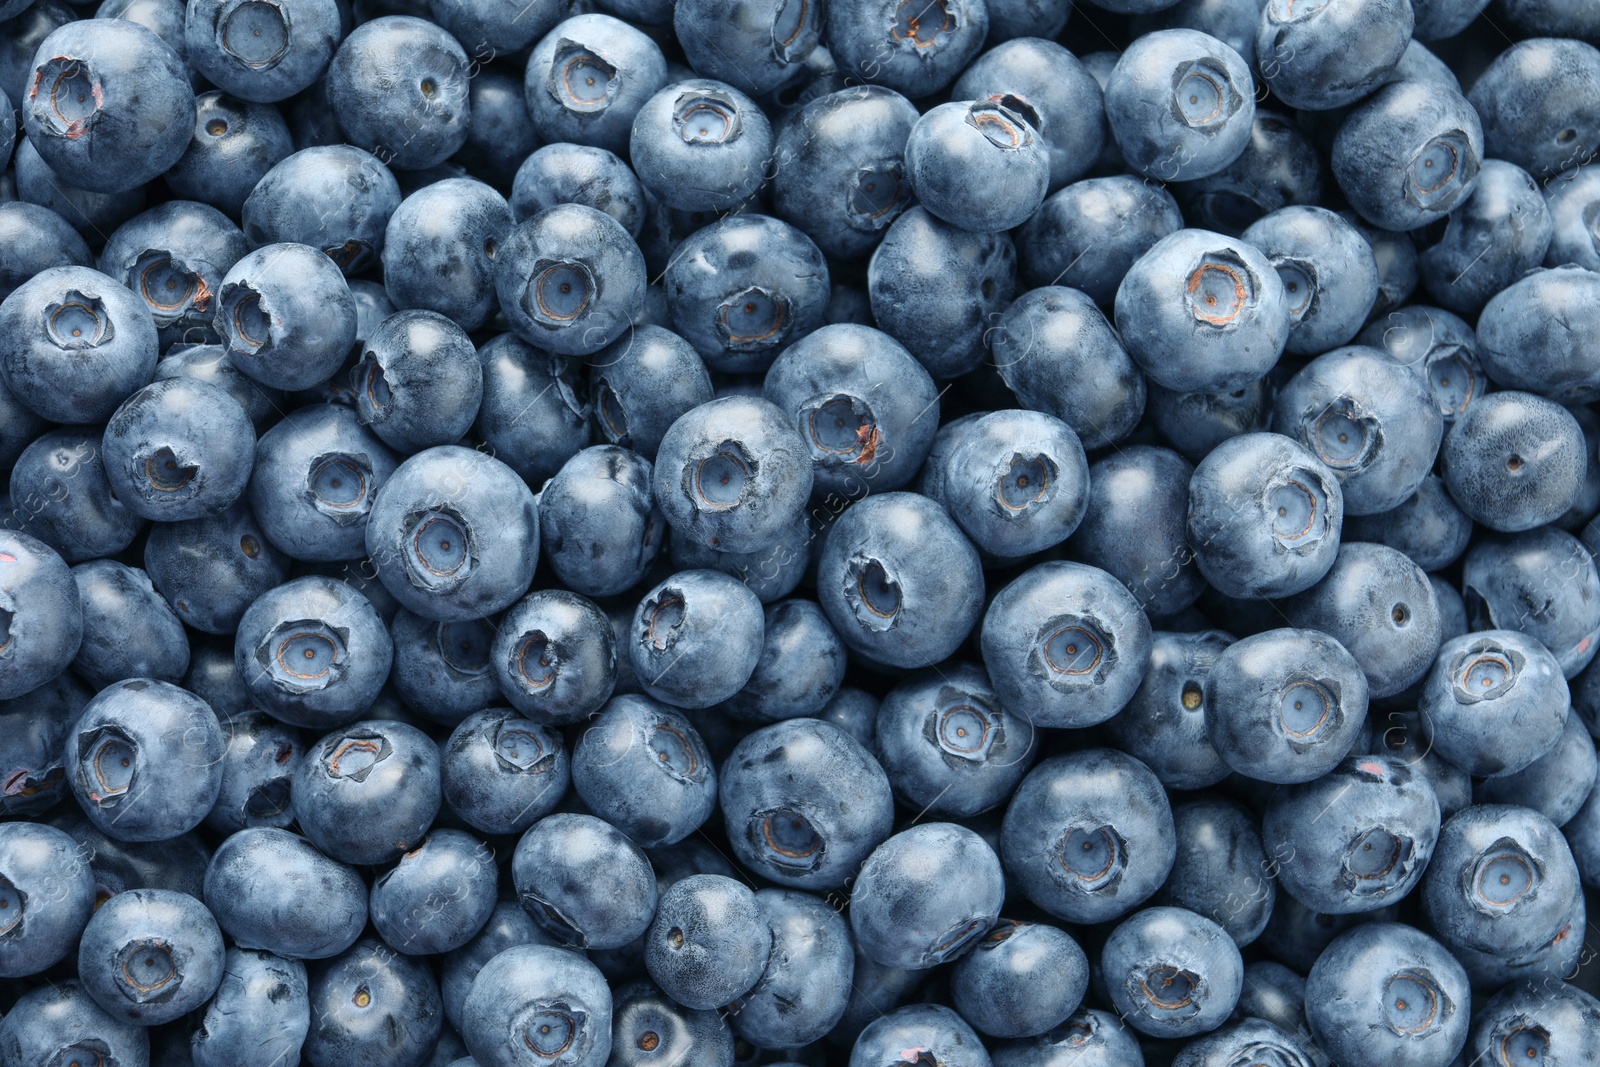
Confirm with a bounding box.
[5,0,1600,1063]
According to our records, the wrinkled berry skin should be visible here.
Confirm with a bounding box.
[185,0,342,103]
[982,562,1152,729]
[1203,627,1369,784]
[495,204,646,357]
[326,16,471,170]
[1103,629,1233,791]
[0,981,150,1067]
[1018,177,1184,304]
[729,888,853,1049]
[101,376,257,522]
[0,529,83,700]
[1102,906,1243,1039]
[643,874,769,1010]
[293,719,442,867]
[852,824,1004,972]
[77,887,225,1025]
[512,812,658,950]
[850,1004,989,1067]
[0,265,158,424]
[990,286,1146,452]
[1477,265,1600,403]
[462,944,611,1067]
[720,718,894,891]
[215,243,357,391]
[653,396,813,554]
[1001,749,1176,925]
[1441,390,1585,533]
[1115,228,1289,395]
[1271,345,1444,516]
[1264,755,1440,916]
[23,20,195,193]
[818,491,985,670]
[1187,432,1343,600]
[868,206,1017,380]
[905,99,1050,233]
[772,86,920,262]
[1461,527,1600,679]
[629,78,772,212]
[1419,629,1570,778]
[1333,80,1484,232]
[67,677,226,842]
[1282,542,1443,699]
[572,693,716,847]
[366,446,539,622]
[190,947,311,1067]
[1255,0,1411,111]
[1105,30,1255,182]
[0,821,93,977]
[234,575,393,729]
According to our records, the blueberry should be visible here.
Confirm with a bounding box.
[628,569,763,709]
[953,38,1104,193]
[1001,749,1176,925]
[1187,431,1344,600]
[0,265,158,424]
[366,445,539,622]
[539,445,663,597]
[205,710,300,833]
[989,1009,1143,1067]
[664,214,830,374]
[1115,228,1289,394]
[143,500,290,635]
[1333,79,1484,232]
[721,718,894,890]
[8,427,143,564]
[1157,795,1276,946]
[462,943,612,1067]
[1422,804,1582,959]
[235,575,393,728]
[0,821,93,976]
[1255,0,1411,111]
[629,78,772,212]
[572,693,715,847]
[643,874,768,1010]
[1146,377,1270,463]
[1101,906,1243,1039]
[511,144,644,238]
[525,14,665,156]
[674,0,818,95]
[939,408,1088,558]
[70,559,188,688]
[512,812,658,950]
[455,67,544,191]
[1419,159,1552,316]
[1203,626,1368,783]
[1465,980,1600,1067]
[1461,526,1600,678]
[587,325,713,459]
[904,98,1049,233]
[1544,164,1600,272]
[607,979,734,1067]
[1469,38,1600,181]
[720,598,847,724]
[389,610,498,727]
[1477,265,1600,403]
[13,135,149,238]
[849,1004,988,1067]
[101,376,256,522]
[440,707,568,835]
[474,333,591,487]
[826,0,988,98]
[762,322,940,495]
[216,242,357,391]
[185,0,340,103]
[305,938,443,1067]
[0,201,92,307]
[1174,110,1324,237]
[1015,176,1183,304]
[203,826,367,959]
[495,203,646,357]
[157,341,286,431]
[23,19,194,193]
[771,85,919,261]
[441,901,561,1035]
[1477,708,1599,828]
[728,888,853,1049]
[1356,304,1483,424]
[867,206,1017,380]
[191,947,311,1067]
[489,589,616,726]
[77,886,224,1024]
[166,91,295,217]
[0,981,150,1067]
[1345,475,1472,573]
[1240,206,1378,356]
[950,920,1088,1040]
[430,0,571,56]
[990,287,1147,452]
[1103,629,1234,790]
[98,201,248,348]
[1106,30,1255,182]
[1171,1018,1317,1067]
[326,16,470,170]
[0,672,88,816]
[371,829,498,956]
[243,145,402,276]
